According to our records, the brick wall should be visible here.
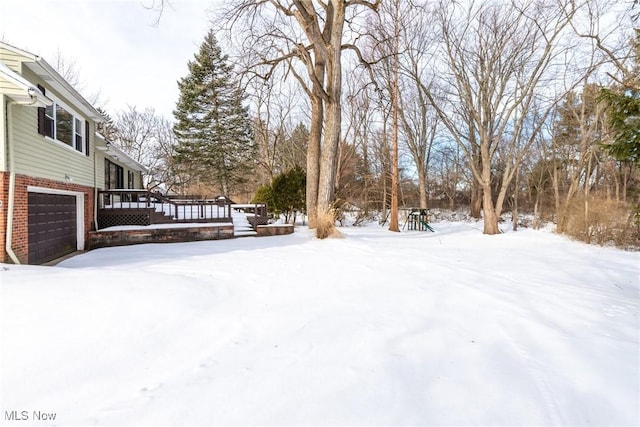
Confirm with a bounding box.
[0,172,8,263]
[0,173,95,264]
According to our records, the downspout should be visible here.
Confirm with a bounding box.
[5,90,41,264]
[6,101,21,264]
[94,132,99,232]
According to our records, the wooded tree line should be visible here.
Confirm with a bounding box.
[102,0,638,245]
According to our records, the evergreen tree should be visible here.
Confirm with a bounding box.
[252,166,306,223]
[96,107,118,141]
[271,166,306,223]
[173,29,256,195]
[601,30,640,166]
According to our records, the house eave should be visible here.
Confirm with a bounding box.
[95,133,148,173]
[0,62,52,107]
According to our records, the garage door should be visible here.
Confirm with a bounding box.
[28,192,77,264]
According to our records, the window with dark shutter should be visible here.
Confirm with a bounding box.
[35,87,89,154]
[37,85,46,135]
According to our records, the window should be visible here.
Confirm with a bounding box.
[105,159,124,189]
[75,118,83,153]
[55,104,73,146]
[38,92,86,155]
[43,105,54,137]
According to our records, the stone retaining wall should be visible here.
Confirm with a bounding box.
[256,224,294,237]
[89,225,234,249]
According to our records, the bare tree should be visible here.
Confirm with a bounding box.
[397,9,440,210]
[388,0,401,232]
[550,84,609,236]
[570,0,637,89]
[220,0,380,236]
[114,106,177,191]
[367,1,441,213]
[432,143,466,210]
[51,48,82,88]
[279,121,309,172]
[249,75,302,183]
[422,0,586,234]
[50,49,104,106]
[342,70,378,218]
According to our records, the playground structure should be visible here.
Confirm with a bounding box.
[403,208,435,232]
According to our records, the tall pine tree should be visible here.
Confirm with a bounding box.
[601,29,640,166]
[173,30,256,196]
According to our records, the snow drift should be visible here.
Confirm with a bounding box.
[1,222,638,425]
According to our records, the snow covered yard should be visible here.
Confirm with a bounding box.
[1,221,638,426]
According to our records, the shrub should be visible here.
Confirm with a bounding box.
[315,209,342,239]
[251,167,306,223]
[563,196,639,249]
[271,166,306,223]
[251,184,276,215]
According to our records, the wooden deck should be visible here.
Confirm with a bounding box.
[91,190,282,249]
[97,190,268,229]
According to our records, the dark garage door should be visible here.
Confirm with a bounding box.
[28,192,77,264]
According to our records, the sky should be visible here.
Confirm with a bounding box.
[0,0,220,119]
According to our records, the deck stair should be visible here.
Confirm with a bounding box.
[150,208,176,224]
[232,208,258,237]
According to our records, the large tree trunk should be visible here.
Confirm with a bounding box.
[418,167,428,209]
[388,0,400,232]
[470,181,482,218]
[482,185,500,234]
[512,166,519,231]
[470,149,482,218]
[481,151,500,234]
[306,89,323,229]
[316,12,345,233]
[317,99,341,218]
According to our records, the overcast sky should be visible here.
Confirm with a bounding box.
[0,0,218,119]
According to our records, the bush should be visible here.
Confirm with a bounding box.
[271,166,306,223]
[563,196,639,249]
[315,209,342,239]
[252,167,306,223]
[251,184,276,215]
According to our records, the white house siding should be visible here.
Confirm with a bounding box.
[0,47,26,73]
[0,74,26,98]
[11,105,95,186]
[94,148,107,189]
[10,68,95,187]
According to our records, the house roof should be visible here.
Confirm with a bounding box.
[0,41,102,122]
[0,61,51,107]
[95,132,148,173]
